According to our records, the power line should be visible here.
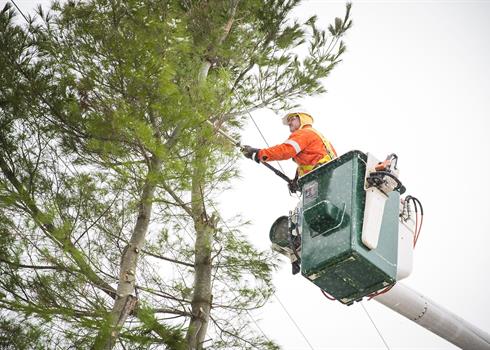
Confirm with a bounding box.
[274,293,315,350]
[10,0,29,23]
[211,201,317,349]
[229,97,316,347]
[360,301,390,350]
[234,94,287,175]
[244,309,272,345]
[249,113,272,148]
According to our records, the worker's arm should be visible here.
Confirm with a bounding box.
[257,143,296,162]
[257,129,310,162]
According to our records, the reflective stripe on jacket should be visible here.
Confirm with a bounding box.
[257,125,337,176]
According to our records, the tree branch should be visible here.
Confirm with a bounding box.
[0,257,76,272]
[143,250,194,268]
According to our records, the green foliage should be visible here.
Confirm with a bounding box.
[136,305,186,350]
[0,318,47,350]
[0,0,352,348]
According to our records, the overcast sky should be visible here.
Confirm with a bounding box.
[232,1,490,349]
[10,0,490,349]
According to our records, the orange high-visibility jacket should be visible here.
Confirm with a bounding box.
[257,125,337,176]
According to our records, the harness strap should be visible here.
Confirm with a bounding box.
[298,154,332,176]
[308,127,337,160]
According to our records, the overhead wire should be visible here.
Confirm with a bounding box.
[208,93,315,345]
[9,0,29,23]
[274,293,315,350]
[209,198,325,350]
[208,201,315,350]
[360,301,390,350]
[249,113,272,148]
[234,93,288,175]
[320,278,392,347]
[230,99,315,349]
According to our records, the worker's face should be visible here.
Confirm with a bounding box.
[288,116,301,132]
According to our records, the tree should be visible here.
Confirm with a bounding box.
[0,0,352,349]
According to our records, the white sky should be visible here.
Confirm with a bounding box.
[11,0,490,349]
[232,1,490,349]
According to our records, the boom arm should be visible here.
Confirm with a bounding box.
[374,283,490,349]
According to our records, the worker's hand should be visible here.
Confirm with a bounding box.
[288,180,299,193]
[241,145,260,162]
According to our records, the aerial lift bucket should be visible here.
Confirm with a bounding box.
[270,150,411,305]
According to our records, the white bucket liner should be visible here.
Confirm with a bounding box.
[362,153,414,280]
[362,186,388,249]
[362,153,390,250]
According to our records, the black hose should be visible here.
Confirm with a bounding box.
[385,153,399,170]
[413,197,423,215]
[406,195,423,215]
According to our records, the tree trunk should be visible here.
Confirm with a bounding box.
[185,165,215,350]
[92,156,162,350]
[185,4,239,348]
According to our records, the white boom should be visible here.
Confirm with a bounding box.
[374,283,490,349]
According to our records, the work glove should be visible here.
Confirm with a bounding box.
[241,145,260,163]
[288,180,299,193]
[288,171,300,193]
[291,260,300,275]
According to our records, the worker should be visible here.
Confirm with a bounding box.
[242,109,337,192]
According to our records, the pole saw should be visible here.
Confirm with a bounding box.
[209,121,294,185]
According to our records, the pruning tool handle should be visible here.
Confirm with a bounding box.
[210,120,293,186]
[260,161,293,184]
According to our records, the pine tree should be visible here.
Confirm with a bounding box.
[0,1,352,349]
